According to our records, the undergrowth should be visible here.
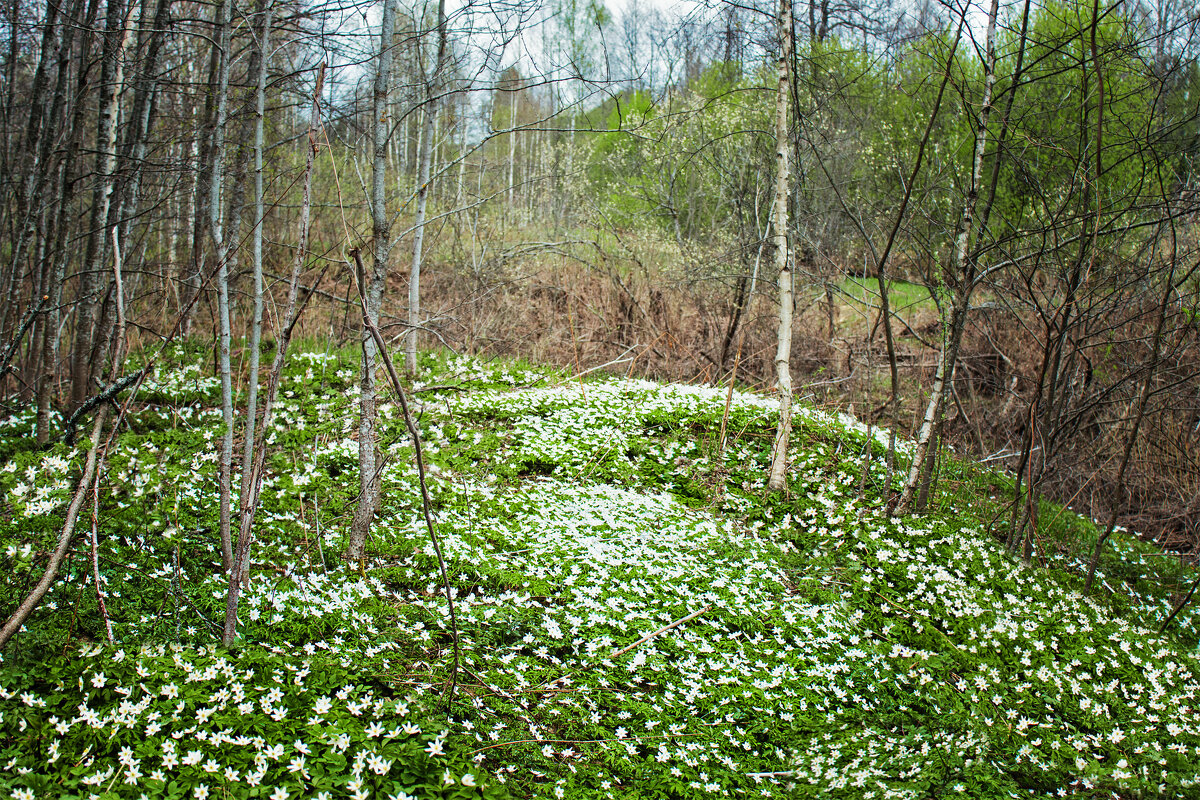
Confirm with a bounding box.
[1,345,1198,799]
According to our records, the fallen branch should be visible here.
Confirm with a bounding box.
[0,294,47,384]
[1159,573,1200,636]
[611,605,711,658]
[411,383,473,394]
[467,730,705,757]
[0,409,109,650]
[90,469,114,644]
[59,370,147,445]
[551,345,643,386]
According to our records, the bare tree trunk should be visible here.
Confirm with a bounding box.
[2,0,65,341]
[507,90,516,217]
[219,3,270,339]
[208,0,234,573]
[223,63,324,646]
[33,0,95,442]
[70,0,128,409]
[239,0,272,514]
[179,99,201,328]
[92,0,170,387]
[454,107,467,210]
[352,247,460,704]
[402,115,410,177]
[78,0,142,396]
[182,51,218,336]
[857,14,966,504]
[896,0,999,515]
[0,0,24,231]
[767,0,793,492]
[406,0,449,375]
[348,0,397,566]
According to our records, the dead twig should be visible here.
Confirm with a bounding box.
[467,731,705,757]
[611,605,711,658]
[0,294,47,385]
[350,247,461,710]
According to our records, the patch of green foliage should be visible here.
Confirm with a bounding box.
[2,343,1199,799]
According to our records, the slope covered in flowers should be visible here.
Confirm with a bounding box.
[1,347,1198,800]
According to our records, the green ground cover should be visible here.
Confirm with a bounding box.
[1,346,1198,799]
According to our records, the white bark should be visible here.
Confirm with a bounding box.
[181,127,198,321]
[240,1,272,512]
[210,0,235,572]
[70,0,129,409]
[406,0,449,375]
[767,0,793,493]
[454,111,467,209]
[349,0,397,564]
[224,62,325,645]
[896,0,1000,514]
[507,90,517,212]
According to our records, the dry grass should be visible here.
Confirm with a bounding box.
[174,212,1200,556]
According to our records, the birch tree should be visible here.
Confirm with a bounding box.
[224,63,325,646]
[209,0,235,573]
[31,0,97,443]
[3,0,71,351]
[348,0,397,566]
[70,0,129,410]
[406,0,449,375]
[239,0,272,527]
[895,0,1001,515]
[767,0,793,492]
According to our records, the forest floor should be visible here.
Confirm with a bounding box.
[1,343,1199,800]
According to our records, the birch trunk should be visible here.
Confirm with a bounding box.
[895,0,1000,515]
[33,0,93,443]
[406,0,449,375]
[767,0,793,492]
[179,83,201,328]
[454,113,466,210]
[239,1,272,512]
[348,0,397,565]
[2,0,63,342]
[208,0,235,573]
[70,0,128,409]
[183,51,219,337]
[224,63,324,646]
[507,90,516,214]
[94,0,169,383]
